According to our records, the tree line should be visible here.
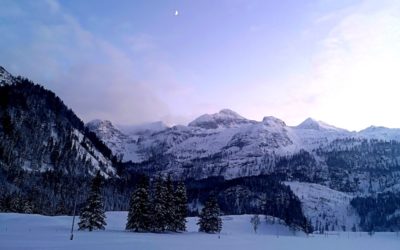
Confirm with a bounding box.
[78,172,222,234]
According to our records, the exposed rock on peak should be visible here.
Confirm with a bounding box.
[262,116,286,127]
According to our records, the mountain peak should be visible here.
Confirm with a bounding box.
[218,109,244,119]
[361,125,387,131]
[296,117,345,132]
[296,118,318,129]
[188,109,251,129]
[262,116,286,127]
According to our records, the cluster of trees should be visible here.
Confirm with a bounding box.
[0,191,33,213]
[125,176,188,232]
[0,169,313,234]
[351,192,400,232]
[0,169,139,215]
[78,174,198,233]
[320,138,400,192]
[186,174,313,233]
[77,173,224,234]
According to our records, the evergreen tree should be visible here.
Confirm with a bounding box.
[152,176,168,232]
[165,175,177,231]
[174,182,188,231]
[126,176,151,232]
[302,218,313,235]
[198,195,222,234]
[78,172,107,231]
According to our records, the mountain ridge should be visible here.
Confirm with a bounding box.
[0,66,117,177]
[88,110,400,194]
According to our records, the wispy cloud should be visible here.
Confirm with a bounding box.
[2,0,400,129]
[302,0,400,130]
[0,0,188,125]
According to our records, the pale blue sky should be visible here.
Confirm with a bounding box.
[1,0,400,130]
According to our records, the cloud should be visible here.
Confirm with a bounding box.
[209,0,400,130]
[0,0,186,125]
[3,0,400,130]
[255,0,400,130]
[305,0,400,130]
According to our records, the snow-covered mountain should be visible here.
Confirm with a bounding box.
[0,66,116,178]
[295,117,347,132]
[88,109,400,194]
[188,109,257,129]
[88,110,362,168]
[358,126,400,141]
[86,119,144,162]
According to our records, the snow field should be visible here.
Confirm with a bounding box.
[0,212,399,250]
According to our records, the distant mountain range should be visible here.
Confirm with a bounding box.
[87,107,400,192]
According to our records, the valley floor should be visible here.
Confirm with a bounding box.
[0,212,399,250]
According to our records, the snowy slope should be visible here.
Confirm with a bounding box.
[89,109,400,185]
[86,119,142,162]
[285,182,360,232]
[358,126,400,141]
[296,118,348,132]
[89,111,358,169]
[1,212,399,250]
[290,118,353,150]
[0,66,116,177]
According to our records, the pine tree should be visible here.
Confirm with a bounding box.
[174,182,188,231]
[78,172,107,231]
[126,176,151,232]
[152,176,168,232]
[302,218,313,235]
[198,195,222,234]
[165,175,177,231]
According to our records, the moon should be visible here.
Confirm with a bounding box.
[174,10,179,16]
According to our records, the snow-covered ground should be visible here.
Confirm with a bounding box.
[1,212,399,250]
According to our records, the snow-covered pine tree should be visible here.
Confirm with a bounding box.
[126,176,151,232]
[165,175,177,231]
[152,176,168,232]
[78,172,107,231]
[174,182,188,231]
[198,195,222,234]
